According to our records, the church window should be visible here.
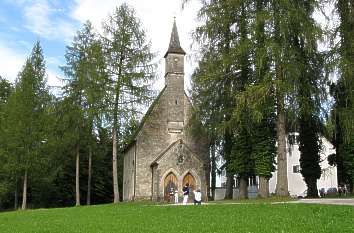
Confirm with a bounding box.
[175,99,178,105]
[177,154,184,164]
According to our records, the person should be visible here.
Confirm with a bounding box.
[343,185,348,196]
[182,183,189,205]
[338,186,342,197]
[174,189,179,204]
[193,189,202,205]
[169,187,175,203]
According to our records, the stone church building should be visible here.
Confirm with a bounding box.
[123,20,209,202]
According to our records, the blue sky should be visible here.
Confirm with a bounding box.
[0,0,201,91]
[0,0,80,88]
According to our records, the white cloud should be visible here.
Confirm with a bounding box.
[0,40,64,91]
[0,44,26,82]
[22,0,76,42]
[71,0,202,91]
[47,69,64,88]
[72,0,117,31]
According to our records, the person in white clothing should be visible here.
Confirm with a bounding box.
[193,189,202,205]
[174,189,179,204]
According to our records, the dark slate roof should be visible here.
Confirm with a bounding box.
[164,19,186,58]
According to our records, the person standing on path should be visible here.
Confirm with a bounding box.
[193,189,202,205]
[183,183,189,205]
[174,189,179,204]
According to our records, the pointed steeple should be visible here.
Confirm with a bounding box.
[164,18,186,58]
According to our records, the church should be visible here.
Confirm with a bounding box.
[123,20,209,202]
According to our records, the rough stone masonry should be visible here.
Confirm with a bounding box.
[123,19,209,202]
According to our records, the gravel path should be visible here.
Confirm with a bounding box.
[294,198,354,206]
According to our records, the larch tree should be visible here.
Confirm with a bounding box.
[102,3,155,203]
[330,0,354,193]
[0,77,14,208]
[289,0,325,198]
[4,41,49,209]
[62,21,108,206]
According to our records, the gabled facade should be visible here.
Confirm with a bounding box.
[123,20,209,202]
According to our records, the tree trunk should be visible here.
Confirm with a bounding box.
[21,169,27,210]
[14,177,18,210]
[75,144,80,206]
[239,176,248,199]
[224,172,233,199]
[258,176,269,198]
[112,127,119,203]
[87,147,92,205]
[211,143,216,201]
[275,104,289,196]
[305,177,318,198]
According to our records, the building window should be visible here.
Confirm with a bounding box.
[175,99,178,105]
[288,134,299,145]
[293,165,301,173]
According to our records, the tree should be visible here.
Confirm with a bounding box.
[0,77,13,209]
[3,41,49,209]
[329,0,354,193]
[102,3,155,203]
[190,0,276,199]
[282,0,324,198]
[62,21,108,206]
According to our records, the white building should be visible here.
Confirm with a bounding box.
[214,134,338,199]
[269,134,338,197]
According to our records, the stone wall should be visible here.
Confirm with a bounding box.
[123,143,136,201]
[124,52,209,201]
[133,91,209,200]
[153,141,207,201]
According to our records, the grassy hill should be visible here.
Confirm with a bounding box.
[0,202,353,233]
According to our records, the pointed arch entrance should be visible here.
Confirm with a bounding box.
[164,172,178,201]
[183,172,196,193]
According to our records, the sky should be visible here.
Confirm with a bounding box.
[0,0,201,92]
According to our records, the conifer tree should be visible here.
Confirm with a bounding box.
[330,0,354,193]
[102,3,155,203]
[3,42,49,209]
[62,21,108,206]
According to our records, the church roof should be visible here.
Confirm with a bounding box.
[164,19,186,58]
[122,86,167,153]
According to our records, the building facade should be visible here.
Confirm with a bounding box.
[123,20,209,202]
[215,134,337,199]
[269,134,338,197]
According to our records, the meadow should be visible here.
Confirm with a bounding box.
[0,201,353,233]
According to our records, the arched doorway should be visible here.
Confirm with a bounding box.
[183,172,196,201]
[164,172,178,201]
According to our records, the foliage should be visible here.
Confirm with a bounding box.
[328,0,354,192]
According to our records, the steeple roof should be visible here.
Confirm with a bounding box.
[164,19,186,58]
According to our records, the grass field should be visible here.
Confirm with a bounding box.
[0,201,353,233]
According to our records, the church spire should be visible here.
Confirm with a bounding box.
[164,18,186,58]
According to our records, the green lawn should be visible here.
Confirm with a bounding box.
[0,202,353,233]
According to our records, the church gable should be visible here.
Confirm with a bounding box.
[151,139,205,168]
[151,139,207,200]
[123,19,209,202]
